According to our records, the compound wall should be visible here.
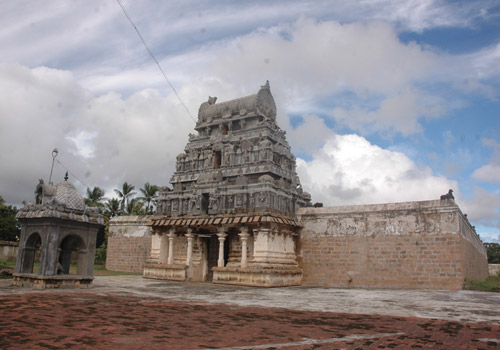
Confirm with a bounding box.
[0,241,18,261]
[106,216,152,273]
[297,199,488,290]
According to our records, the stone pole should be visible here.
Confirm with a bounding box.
[185,229,193,266]
[167,230,176,265]
[159,233,169,264]
[217,228,227,268]
[239,227,250,268]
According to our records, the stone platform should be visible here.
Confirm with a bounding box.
[11,273,93,289]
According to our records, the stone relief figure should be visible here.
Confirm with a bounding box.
[209,195,219,211]
[249,193,255,208]
[235,195,242,208]
[206,152,213,168]
[35,179,44,204]
[191,197,198,212]
[172,200,179,212]
[259,192,269,205]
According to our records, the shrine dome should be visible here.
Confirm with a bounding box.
[54,176,85,210]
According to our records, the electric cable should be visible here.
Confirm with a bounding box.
[115,0,196,123]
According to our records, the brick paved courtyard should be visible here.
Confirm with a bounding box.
[1,277,499,349]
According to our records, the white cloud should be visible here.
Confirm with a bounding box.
[287,114,335,155]
[212,19,440,99]
[0,63,196,204]
[472,163,500,183]
[331,90,446,136]
[297,133,456,205]
[364,0,498,32]
[460,187,500,230]
[207,18,495,137]
[471,138,500,183]
[471,41,500,80]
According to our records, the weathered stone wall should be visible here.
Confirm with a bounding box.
[489,264,500,276]
[0,241,18,261]
[106,216,152,273]
[297,200,488,290]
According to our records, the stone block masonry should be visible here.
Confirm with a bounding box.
[297,199,488,290]
[106,216,153,273]
[0,241,18,261]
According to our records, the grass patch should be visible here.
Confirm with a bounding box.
[0,260,16,269]
[464,275,500,292]
[0,260,141,277]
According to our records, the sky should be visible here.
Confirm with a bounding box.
[0,0,499,242]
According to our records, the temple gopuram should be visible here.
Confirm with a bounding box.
[144,81,312,286]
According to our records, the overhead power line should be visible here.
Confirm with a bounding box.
[55,158,91,191]
[115,0,196,123]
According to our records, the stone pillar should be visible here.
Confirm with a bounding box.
[185,229,193,266]
[239,227,250,268]
[217,228,227,268]
[150,232,161,262]
[159,233,169,264]
[167,230,176,265]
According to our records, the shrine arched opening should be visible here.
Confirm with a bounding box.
[58,234,87,275]
[20,232,42,274]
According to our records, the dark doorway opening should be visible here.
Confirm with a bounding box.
[206,235,218,281]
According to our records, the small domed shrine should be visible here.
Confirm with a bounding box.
[13,173,104,288]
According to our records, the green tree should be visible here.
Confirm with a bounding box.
[139,182,159,214]
[0,196,20,241]
[485,242,500,264]
[85,186,105,208]
[114,182,136,211]
[125,197,144,215]
[104,198,121,218]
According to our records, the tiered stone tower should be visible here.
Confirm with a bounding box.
[156,80,310,217]
[145,82,311,286]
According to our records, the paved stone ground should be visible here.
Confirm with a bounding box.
[1,276,499,349]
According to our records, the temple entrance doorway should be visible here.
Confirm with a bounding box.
[205,234,229,281]
[206,235,218,281]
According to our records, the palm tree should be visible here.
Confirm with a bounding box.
[114,182,136,211]
[125,197,145,215]
[85,186,105,208]
[104,198,121,218]
[139,182,159,214]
